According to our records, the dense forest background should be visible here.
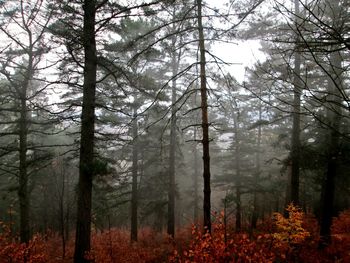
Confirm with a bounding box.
[0,0,350,262]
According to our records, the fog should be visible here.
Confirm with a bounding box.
[0,0,349,262]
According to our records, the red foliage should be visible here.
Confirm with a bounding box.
[328,209,350,262]
[86,228,172,263]
[0,226,174,263]
[170,206,350,263]
[1,208,350,263]
[0,222,47,263]
[332,209,350,234]
[170,212,275,263]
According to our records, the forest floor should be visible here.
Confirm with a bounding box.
[1,206,350,262]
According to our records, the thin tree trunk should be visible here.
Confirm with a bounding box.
[193,79,200,223]
[65,178,70,242]
[290,0,301,207]
[131,107,138,242]
[167,33,179,237]
[74,0,97,261]
[59,160,66,259]
[251,99,262,229]
[319,50,342,247]
[19,95,30,244]
[233,112,241,232]
[197,0,211,233]
[2,0,49,244]
[193,127,199,222]
[318,0,342,248]
[235,187,242,231]
[284,164,292,217]
[18,42,33,244]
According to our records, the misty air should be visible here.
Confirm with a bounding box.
[0,0,349,262]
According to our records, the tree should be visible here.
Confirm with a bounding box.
[193,124,201,222]
[319,50,343,247]
[131,105,139,242]
[74,0,97,261]
[0,0,52,243]
[164,2,191,237]
[233,106,242,231]
[251,93,262,229]
[273,0,349,245]
[167,19,179,240]
[196,0,211,233]
[290,0,302,207]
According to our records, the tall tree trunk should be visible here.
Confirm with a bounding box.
[197,0,211,233]
[18,43,33,244]
[233,112,241,232]
[251,99,262,229]
[19,95,30,244]
[235,186,242,231]
[1,0,49,244]
[65,176,70,243]
[167,33,179,237]
[319,50,342,247]
[284,164,292,217]
[131,107,138,242]
[74,0,97,262]
[290,0,301,207]
[59,160,66,258]
[193,127,199,222]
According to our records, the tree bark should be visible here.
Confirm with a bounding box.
[131,107,138,242]
[197,0,211,233]
[167,33,179,238]
[58,159,66,258]
[193,127,199,222]
[251,98,262,229]
[74,0,97,262]
[0,0,50,244]
[319,50,342,247]
[290,0,301,207]
[317,0,343,248]
[18,38,34,244]
[233,112,241,232]
[19,95,30,244]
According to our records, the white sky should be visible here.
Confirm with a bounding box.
[206,0,267,82]
[212,40,265,82]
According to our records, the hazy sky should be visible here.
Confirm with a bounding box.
[206,0,266,82]
[213,40,265,82]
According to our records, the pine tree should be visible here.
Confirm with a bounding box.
[0,0,53,243]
